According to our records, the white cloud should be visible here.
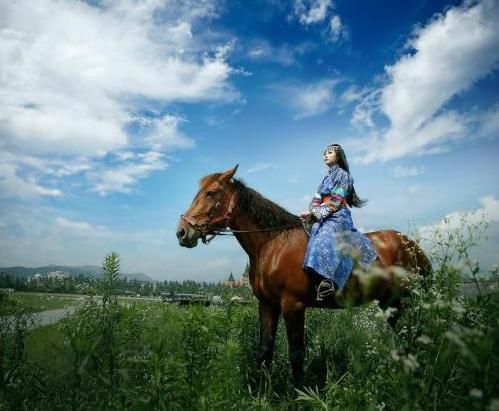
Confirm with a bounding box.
[0,150,93,178]
[417,195,499,273]
[351,88,382,129]
[340,85,365,105]
[0,0,237,196]
[132,114,195,151]
[0,163,62,199]
[391,165,424,178]
[55,216,108,236]
[292,0,347,45]
[246,40,312,66]
[294,87,335,118]
[476,103,499,138]
[294,0,332,25]
[271,79,340,119]
[246,162,278,173]
[328,15,347,43]
[419,195,499,239]
[352,0,499,163]
[90,150,168,195]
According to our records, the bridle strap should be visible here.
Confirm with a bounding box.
[181,191,237,243]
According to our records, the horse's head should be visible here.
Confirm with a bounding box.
[176,165,239,247]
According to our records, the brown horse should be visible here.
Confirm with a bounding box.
[176,165,432,388]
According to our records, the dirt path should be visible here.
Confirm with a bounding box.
[34,306,76,327]
[3,306,76,332]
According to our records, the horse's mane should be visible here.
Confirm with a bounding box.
[233,178,302,228]
[201,174,301,229]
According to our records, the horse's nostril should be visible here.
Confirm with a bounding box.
[177,228,186,240]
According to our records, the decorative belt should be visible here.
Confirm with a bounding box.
[321,194,347,208]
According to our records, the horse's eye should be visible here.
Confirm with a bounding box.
[206,190,215,197]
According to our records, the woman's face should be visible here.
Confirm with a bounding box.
[323,148,338,166]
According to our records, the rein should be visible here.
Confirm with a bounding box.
[181,190,302,244]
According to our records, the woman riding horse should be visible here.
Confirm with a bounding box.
[177,164,432,388]
[300,143,378,300]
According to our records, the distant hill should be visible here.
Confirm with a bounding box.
[0,264,152,282]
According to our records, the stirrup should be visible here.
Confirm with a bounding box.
[316,279,335,301]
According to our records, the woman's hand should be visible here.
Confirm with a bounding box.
[299,210,311,220]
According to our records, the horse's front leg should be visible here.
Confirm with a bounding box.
[282,299,305,389]
[257,301,280,369]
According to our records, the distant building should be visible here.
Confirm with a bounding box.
[222,263,250,288]
[31,273,43,281]
[223,273,235,288]
[47,271,70,280]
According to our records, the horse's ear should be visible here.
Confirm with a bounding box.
[219,164,239,183]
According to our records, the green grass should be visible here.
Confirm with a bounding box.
[25,324,71,384]
[11,292,82,313]
[10,293,495,410]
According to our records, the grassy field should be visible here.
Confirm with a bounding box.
[10,292,83,313]
[1,282,497,410]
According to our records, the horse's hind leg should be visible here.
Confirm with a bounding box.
[282,300,305,389]
[257,301,280,369]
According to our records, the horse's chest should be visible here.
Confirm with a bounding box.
[249,267,281,303]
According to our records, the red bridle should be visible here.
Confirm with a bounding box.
[181,190,237,244]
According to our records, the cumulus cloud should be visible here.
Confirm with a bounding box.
[352,0,499,164]
[0,0,237,196]
[416,195,499,273]
[294,0,332,25]
[292,0,347,44]
[271,79,340,119]
[0,163,62,199]
[89,150,168,195]
[130,114,194,151]
[419,195,499,239]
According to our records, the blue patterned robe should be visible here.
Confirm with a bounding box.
[303,164,378,289]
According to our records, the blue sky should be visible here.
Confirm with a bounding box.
[0,0,498,281]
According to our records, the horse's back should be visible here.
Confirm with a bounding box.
[366,229,432,277]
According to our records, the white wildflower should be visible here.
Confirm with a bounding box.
[375,309,385,320]
[402,354,419,373]
[488,398,499,411]
[445,330,466,348]
[390,349,400,361]
[469,388,483,399]
[416,335,432,345]
[385,307,398,319]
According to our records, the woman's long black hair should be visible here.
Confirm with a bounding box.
[325,144,367,208]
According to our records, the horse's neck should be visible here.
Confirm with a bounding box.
[230,207,273,259]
